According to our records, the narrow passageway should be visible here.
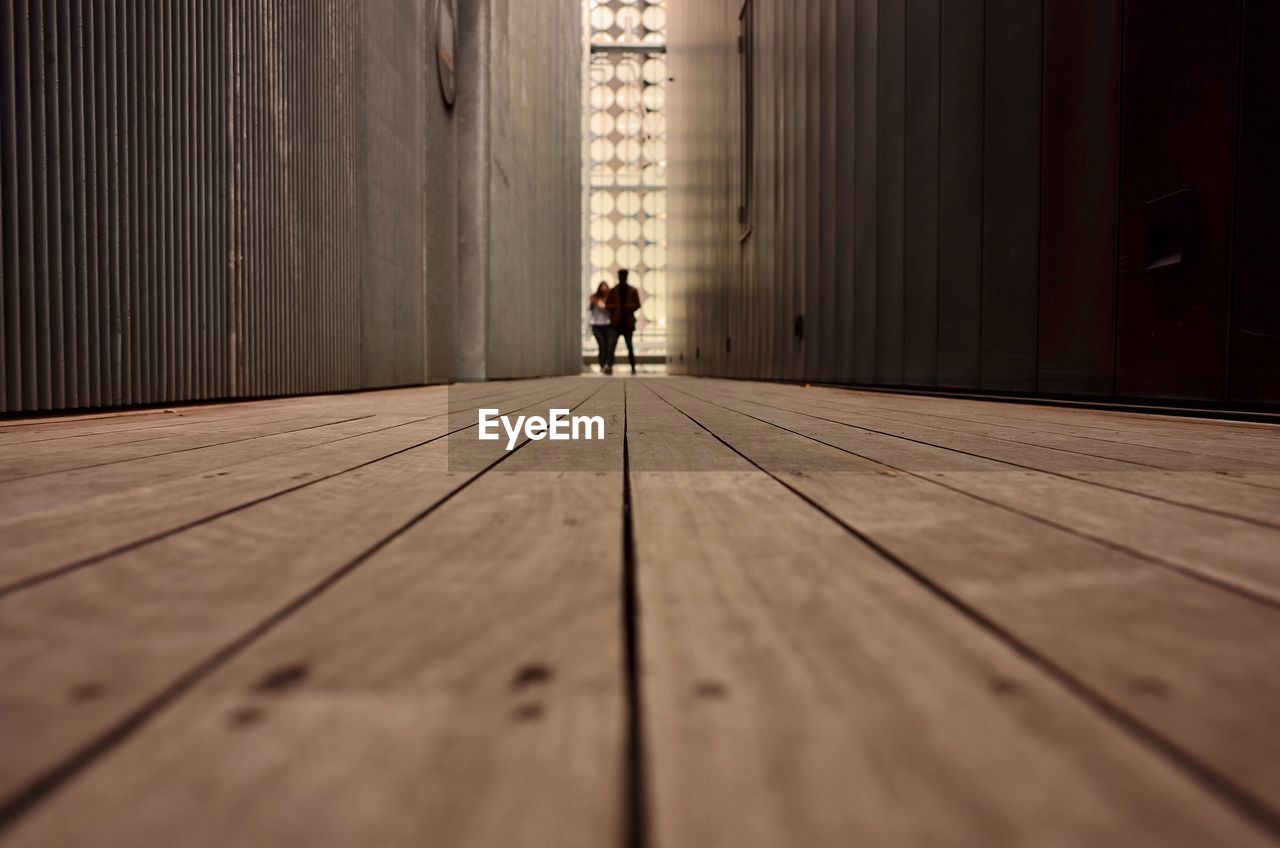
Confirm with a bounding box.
[1,378,1279,844]
[3,0,1280,844]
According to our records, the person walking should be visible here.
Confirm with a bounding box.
[588,281,613,374]
[605,268,642,375]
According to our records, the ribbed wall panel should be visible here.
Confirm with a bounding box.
[670,0,1278,406]
[0,1,445,412]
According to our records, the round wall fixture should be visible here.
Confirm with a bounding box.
[436,0,457,107]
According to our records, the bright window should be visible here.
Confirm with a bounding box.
[583,0,669,353]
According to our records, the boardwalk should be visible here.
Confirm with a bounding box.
[1,376,1279,846]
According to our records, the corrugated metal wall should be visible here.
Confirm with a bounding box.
[0,0,440,412]
[2,0,238,411]
[456,0,582,382]
[668,0,1280,406]
[483,0,583,380]
[669,0,1041,390]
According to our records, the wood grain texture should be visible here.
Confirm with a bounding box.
[634,379,1273,846]
[0,383,565,586]
[700,380,1280,602]
[3,382,623,848]
[3,376,1279,845]
[719,380,1280,523]
[816,0,838,384]
[678,378,1280,813]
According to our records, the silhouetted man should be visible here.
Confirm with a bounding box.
[606,268,642,375]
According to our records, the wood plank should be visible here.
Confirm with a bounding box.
[0,383,492,447]
[0,381,623,847]
[822,389,1280,467]
[803,0,823,381]
[0,406,278,445]
[1116,0,1239,400]
[826,404,1280,517]
[663,378,1280,820]
[831,0,857,382]
[0,409,322,454]
[717,380,1280,531]
[630,380,1271,846]
[0,380,554,524]
[816,0,838,383]
[0,413,376,482]
[852,0,878,383]
[0,414,405,520]
[0,381,575,588]
[0,380,606,833]
[811,396,1280,482]
[6,376,1278,844]
[1230,0,1280,403]
[875,0,905,384]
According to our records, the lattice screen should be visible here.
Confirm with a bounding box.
[584,0,668,356]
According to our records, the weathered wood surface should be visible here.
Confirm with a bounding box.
[0,376,1278,847]
[0,381,566,588]
[694,379,1280,602]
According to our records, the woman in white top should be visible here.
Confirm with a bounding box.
[588,281,613,373]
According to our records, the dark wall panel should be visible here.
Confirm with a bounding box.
[1,4,15,410]
[670,0,1274,408]
[936,0,983,388]
[903,0,940,387]
[780,0,799,378]
[1229,0,1280,404]
[875,0,905,384]
[833,0,858,382]
[1037,0,1120,397]
[853,0,878,383]
[1116,0,1239,400]
[980,0,1041,391]
[814,0,838,382]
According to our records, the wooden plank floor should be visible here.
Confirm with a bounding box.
[0,376,1278,846]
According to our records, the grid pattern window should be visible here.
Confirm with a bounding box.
[584,0,668,359]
